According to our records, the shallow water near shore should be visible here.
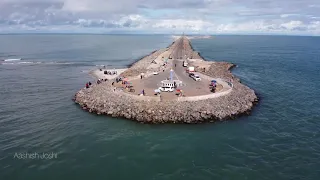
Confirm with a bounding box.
[1,35,320,180]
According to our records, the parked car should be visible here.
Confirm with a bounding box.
[190,74,201,81]
[153,71,159,75]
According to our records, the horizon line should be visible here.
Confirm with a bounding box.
[0,32,319,37]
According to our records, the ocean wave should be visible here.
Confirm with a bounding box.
[3,58,22,61]
[1,61,94,66]
[1,60,129,68]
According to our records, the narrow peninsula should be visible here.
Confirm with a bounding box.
[74,36,258,123]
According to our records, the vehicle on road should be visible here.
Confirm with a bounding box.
[189,73,201,81]
[186,66,195,73]
[158,87,174,92]
[159,80,176,92]
[153,71,159,75]
[183,61,188,67]
[189,73,195,77]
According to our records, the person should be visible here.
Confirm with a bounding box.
[112,82,114,86]
[211,86,216,93]
[89,82,92,86]
[142,89,145,96]
[175,63,177,68]
[174,81,177,88]
[140,75,143,79]
[86,83,89,88]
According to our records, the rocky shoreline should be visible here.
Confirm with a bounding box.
[73,37,259,124]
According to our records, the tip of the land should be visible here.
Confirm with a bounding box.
[74,35,258,124]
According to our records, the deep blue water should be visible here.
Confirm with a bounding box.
[0,35,319,180]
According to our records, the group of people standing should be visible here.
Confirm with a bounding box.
[85,78,108,88]
[97,78,108,84]
[104,70,118,75]
[85,82,92,88]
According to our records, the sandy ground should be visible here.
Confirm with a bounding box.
[118,70,225,101]
[189,60,213,70]
[107,37,230,101]
[147,49,172,71]
[91,36,231,101]
[90,68,128,79]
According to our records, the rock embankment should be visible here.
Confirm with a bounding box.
[74,80,257,123]
[194,62,237,81]
[120,49,167,78]
[74,36,258,124]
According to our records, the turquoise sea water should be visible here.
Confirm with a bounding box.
[0,35,319,180]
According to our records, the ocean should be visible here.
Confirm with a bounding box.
[0,34,319,180]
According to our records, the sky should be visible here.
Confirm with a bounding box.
[0,0,319,35]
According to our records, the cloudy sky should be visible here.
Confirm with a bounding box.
[0,0,319,35]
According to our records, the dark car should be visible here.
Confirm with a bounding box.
[189,73,194,77]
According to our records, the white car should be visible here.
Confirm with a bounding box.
[153,72,159,75]
[191,74,201,81]
[159,87,174,92]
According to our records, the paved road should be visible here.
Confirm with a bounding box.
[170,37,212,94]
[171,37,184,59]
[130,37,214,98]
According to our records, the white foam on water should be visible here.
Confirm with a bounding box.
[4,58,22,61]
[18,61,35,64]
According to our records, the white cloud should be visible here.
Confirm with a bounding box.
[0,0,320,35]
[281,21,304,30]
[280,14,300,18]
